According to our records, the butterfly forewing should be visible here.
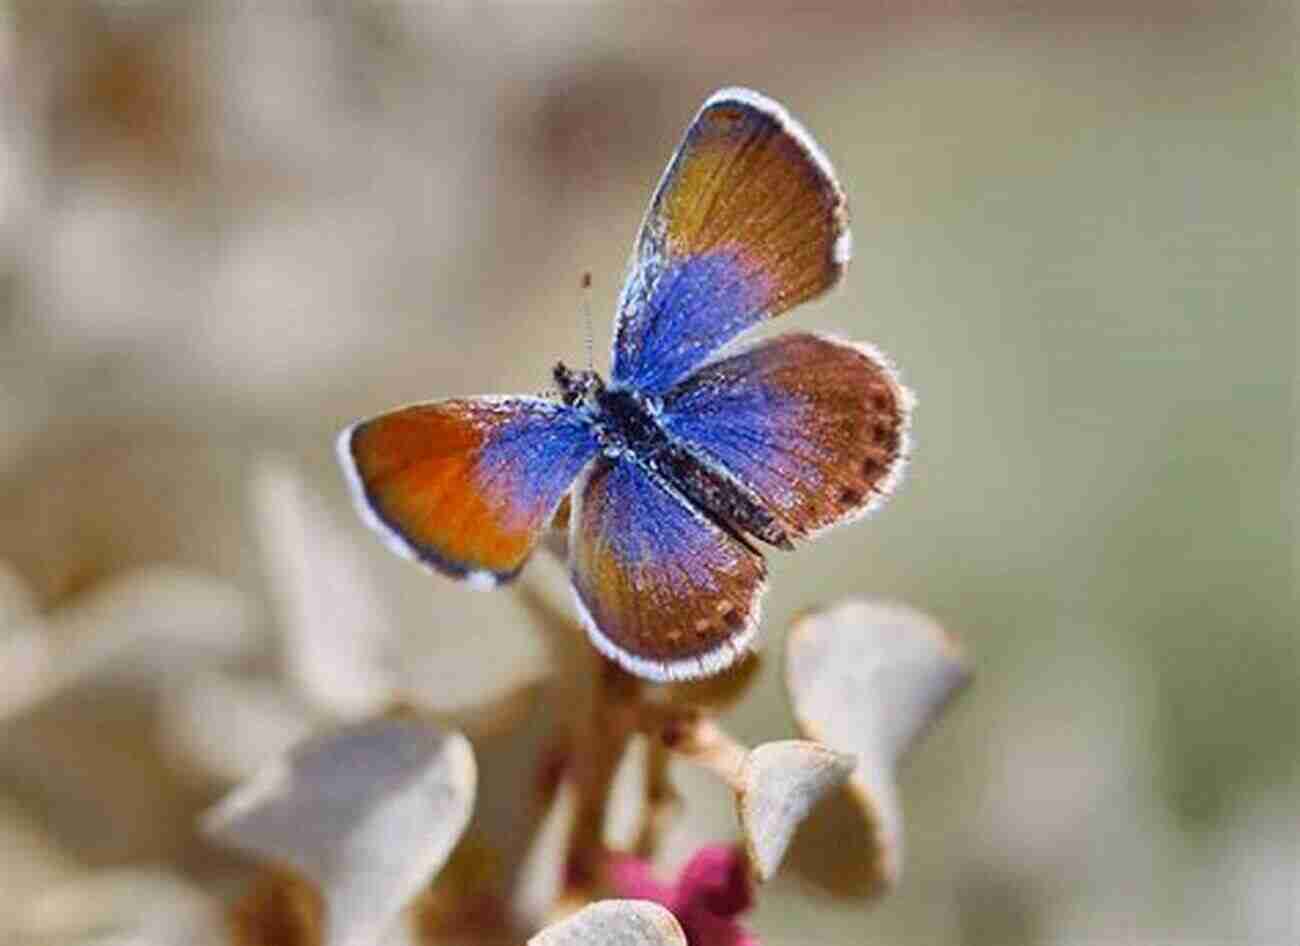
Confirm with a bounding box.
[339,398,598,585]
[611,88,851,394]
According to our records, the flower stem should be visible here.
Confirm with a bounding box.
[633,736,679,859]
[562,656,641,891]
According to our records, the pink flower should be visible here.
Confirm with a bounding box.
[606,844,758,946]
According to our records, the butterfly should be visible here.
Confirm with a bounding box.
[337,87,912,682]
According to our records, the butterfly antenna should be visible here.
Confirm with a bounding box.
[581,271,594,371]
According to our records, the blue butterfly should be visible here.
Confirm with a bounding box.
[338,88,912,681]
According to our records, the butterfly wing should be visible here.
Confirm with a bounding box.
[661,333,912,542]
[611,87,850,395]
[338,397,598,586]
[569,456,767,681]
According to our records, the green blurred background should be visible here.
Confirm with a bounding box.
[0,1,1295,944]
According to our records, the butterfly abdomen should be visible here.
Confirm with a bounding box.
[654,443,793,551]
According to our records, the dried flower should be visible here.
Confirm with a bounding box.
[606,845,757,946]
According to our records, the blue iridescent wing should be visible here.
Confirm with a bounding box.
[610,88,850,395]
[661,333,912,542]
[569,457,767,681]
[338,397,598,586]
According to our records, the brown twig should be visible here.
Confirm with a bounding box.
[553,658,756,897]
[633,736,680,859]
[561,656,641,892]
[633,699,749,790]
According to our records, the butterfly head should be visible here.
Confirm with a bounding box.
[554,361,605,411]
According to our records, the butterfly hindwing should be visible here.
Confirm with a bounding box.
[338,397,598,585]
[661,333,912,542]
[611,87,850,394]
[570,456,767,681]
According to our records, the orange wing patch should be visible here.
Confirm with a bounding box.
[340,399,597,584]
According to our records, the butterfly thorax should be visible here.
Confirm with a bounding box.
[554,361,664,456]
[553,360,792,551]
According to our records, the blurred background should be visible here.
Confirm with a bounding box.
[0,1,1295,944]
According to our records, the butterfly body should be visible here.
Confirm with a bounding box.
[554,362,792,552]
[339,88,912,681]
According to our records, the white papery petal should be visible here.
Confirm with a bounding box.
[785,599,970,894]
[161,668,320,784]
[529,900,687,946]
[737,740,854,882]
[203,716,476,946]
[0,566,258,723]
[253,459,397,718]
